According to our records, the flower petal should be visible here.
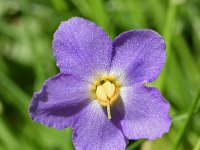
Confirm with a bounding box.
[110,30,166,85]
[72,101,127,150]
[29,74,90,129]
[118,86,171,140]
[53,17,112,81]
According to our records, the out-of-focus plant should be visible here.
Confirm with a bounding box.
[0,0,199,150]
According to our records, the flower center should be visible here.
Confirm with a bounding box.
[91,76,120,120]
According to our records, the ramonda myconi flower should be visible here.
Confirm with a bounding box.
[29,17,172,150]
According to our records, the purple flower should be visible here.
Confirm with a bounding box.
[29,17,171,150]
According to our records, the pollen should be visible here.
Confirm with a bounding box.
[91,76,120,120]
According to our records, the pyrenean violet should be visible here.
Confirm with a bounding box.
[29,17,171,150]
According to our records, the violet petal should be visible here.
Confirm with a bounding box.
[29,74,90,129]
[72,101,127,150]
[110,29,166,85]
[117,85,171,140]
[53,17,112,81]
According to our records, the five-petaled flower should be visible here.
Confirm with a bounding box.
[29,17,171,150]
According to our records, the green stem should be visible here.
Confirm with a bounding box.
[0,71,30,115]
[0,118,20,150]
[126,139,145,150]
[172,90,200,150]
[193,137,200,150]
[155,1,178,91]
[21,0,46,90]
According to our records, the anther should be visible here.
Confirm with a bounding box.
[95,80,119,119]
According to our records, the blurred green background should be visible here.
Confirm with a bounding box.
[0,0,200,150]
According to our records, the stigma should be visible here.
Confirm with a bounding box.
[91,76,120,120]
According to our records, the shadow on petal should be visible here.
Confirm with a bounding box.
[101,95,126,134]
[29,85,89,121]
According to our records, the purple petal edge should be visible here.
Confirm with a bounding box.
[110,29,166,86]
[72,101,128,150]
[52,17,113,82]
[118,85,171,140]
[29,73,90,129]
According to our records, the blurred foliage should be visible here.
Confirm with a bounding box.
[0,0,200,150]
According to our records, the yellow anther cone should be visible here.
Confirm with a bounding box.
[94,77,120,120]
[102,81,115,99]
[96,85,107,101]
[96,81,117,120]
